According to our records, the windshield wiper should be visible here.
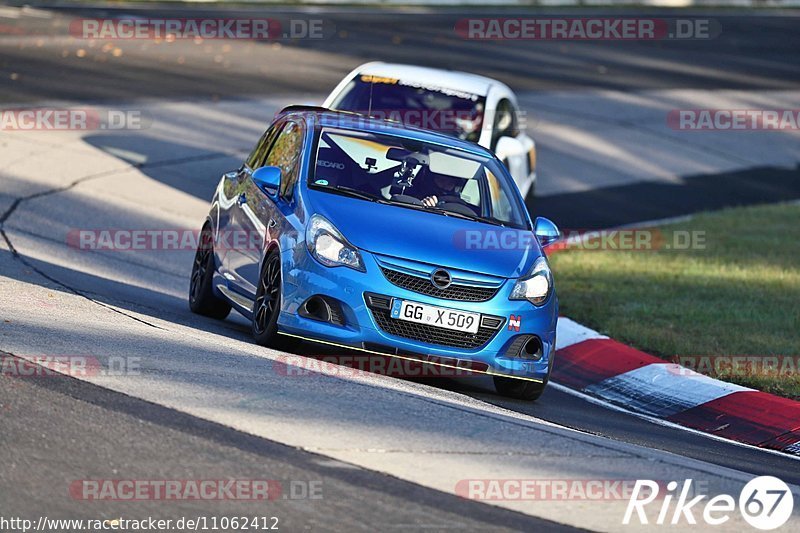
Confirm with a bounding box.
[390,202,506,226]
[321,185,387,203]
[425,206,506,227]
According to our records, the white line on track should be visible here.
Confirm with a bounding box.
[549,381,800,463]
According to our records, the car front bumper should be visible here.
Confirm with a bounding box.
[278,248,558,381]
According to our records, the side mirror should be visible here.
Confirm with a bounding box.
[534,217,560,247]
[252,166,281,194]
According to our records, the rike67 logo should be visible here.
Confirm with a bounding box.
[624,476,794,530]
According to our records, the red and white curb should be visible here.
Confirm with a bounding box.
[553,317,800,456]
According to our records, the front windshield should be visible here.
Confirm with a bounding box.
[329,75,486,143]
[309,127,529,229]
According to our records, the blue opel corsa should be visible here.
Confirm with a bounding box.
[190,106,560,400]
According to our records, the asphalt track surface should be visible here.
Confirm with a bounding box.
[1,353,579,532]
[1,4,800,531]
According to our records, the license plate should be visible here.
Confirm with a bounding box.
[390,299,480,334]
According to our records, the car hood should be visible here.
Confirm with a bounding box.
[306,190,540,279]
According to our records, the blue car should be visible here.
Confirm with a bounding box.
[190,106,560,400]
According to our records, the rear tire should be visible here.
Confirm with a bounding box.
[189,225,231,320]
[493,376,547,401]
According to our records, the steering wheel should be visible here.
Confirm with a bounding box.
[390,194,424,206]
[436,196,478,216]
[436,195,465,206]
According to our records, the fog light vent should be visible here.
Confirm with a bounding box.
[505,335,543,360]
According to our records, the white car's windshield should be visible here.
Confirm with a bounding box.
[309,127,529,229]
[329,75,486,143]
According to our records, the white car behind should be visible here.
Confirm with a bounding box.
[323,62,537,200]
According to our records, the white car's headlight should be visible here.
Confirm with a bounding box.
[509,256,552,306]
[306,214,364,271]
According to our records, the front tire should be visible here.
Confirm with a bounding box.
[252,251,283,347]
[493,376,547,401]
[189,225,231,320]
[494,344,554,401]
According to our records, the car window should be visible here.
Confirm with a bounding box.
[461,178,480,206]
[330,75,486,143]
[491,98,519,150]
[264,120,304,201]
[246,121,283,170]
[485,168,515,224]
[309,127,529,229]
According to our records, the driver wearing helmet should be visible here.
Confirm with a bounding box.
[421,173,464,208]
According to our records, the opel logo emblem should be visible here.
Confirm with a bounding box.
[430,268,452,289]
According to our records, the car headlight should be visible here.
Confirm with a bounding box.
[306,214,365,271]
[509,256,552,306]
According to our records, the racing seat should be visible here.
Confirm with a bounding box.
[314,147,348,187]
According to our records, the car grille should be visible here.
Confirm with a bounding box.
[365,293,502,350]
[380,267,500,302]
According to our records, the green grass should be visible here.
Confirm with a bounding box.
[549,202,800,400]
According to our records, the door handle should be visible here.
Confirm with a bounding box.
[237,193,247,205]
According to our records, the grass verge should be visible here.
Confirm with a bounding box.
[548,202,800,400]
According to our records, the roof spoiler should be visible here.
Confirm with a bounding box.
[276,105,331,116]
[277,105,380,121]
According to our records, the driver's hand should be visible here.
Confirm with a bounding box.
[421,195,438,208]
